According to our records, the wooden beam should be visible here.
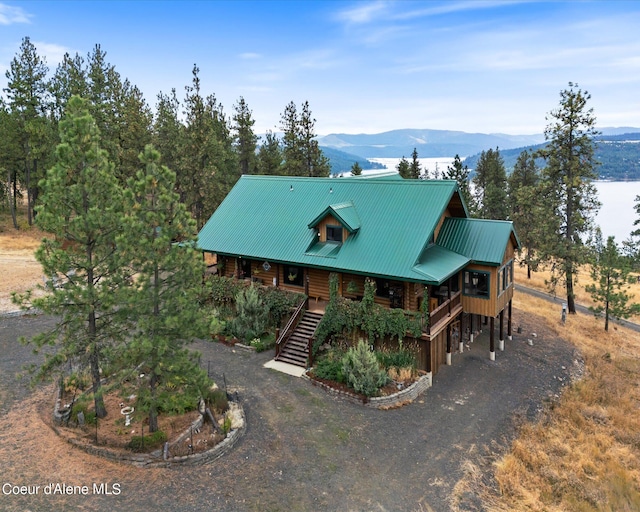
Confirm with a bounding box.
[507,299,513,340]
[446,323,452,365]
[499,309,505,351]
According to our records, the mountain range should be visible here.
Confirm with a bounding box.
[318,127,640,180]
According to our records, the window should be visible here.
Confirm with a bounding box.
[375,278,390,298]
[326,225,343,243]
[284,265,304,287]
[463,270,490,299]
[498,260,513,295]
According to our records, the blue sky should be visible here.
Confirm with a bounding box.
[1,1,639,136]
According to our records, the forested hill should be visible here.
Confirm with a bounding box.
[320,147,385,175]
[462,133,640,181]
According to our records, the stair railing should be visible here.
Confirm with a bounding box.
[275,298,306,358]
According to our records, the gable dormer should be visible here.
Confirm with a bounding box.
[305,201,360,258]
[308,201,361,243]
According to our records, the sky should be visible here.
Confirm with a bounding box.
[1,0,639,136]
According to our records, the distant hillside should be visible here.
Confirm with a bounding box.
[321,147,385,175]
[318,128,545,159]
[462,133,640,181]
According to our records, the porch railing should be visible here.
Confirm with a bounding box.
[428,291,461,334]
[275,298,306,358]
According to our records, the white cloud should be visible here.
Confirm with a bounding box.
[33,41,72,66]
[334,1,389,25]
[0,2,31,25]
[239,52,261,60]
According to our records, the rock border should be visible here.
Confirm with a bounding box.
[50,387,246,468]
[303,371,432,409]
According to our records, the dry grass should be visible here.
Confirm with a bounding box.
[455,291,640,511]
[515,261,640,322]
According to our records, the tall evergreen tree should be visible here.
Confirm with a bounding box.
[256,130,283,175]
[4,36,52,226]
[280,101,302,176]
[397,156,410,179]
[232,96,258,175]
[508,149,541,278]
[298,100,330,177]
[586,231,639,331]
[408,148,422,179]
[153,89,184,196]
[118,145,207,432]
[18,96,127,419]
[350,161,363,176]
[180,65,238,228]
[472,147,508,220]
[444,154,474,213]
[538,83,601,314]
[622,195,640,266]
[49,52,88,123]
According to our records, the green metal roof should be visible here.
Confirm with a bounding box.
[436,217,520,266]
[308,201,361,233]
[412,244,470,283]
[198,176,467,283]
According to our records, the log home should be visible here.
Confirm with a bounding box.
[198,175,519,377]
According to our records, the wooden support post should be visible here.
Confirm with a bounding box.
[499,309,505,351]
[507,299,513,340]
[425,338,432,386]
[446,323,452,365]
[489,316,495,361]
[470,314,475,343]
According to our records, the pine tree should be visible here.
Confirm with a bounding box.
[586,231,639,331]
[350,161,363,176]
[4,36,53,226]
[538,83,601,314]
[472,148,508,220]
[408,148,421,179]
[118,145,207,432]
[397,156,410,179]
[232,96,258,175]
[152,89,183,195]
[19,96,127,419]
[257,130,283,175]
[508,150,541,278]
[299,101,330,177]
[280,101,329,177]
[444,154,473,213]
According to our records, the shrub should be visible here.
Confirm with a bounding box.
[71,399,97,425]
[205,388,229,414]
[376,347,417,371]
[126,430,167,452]
[341,340,389,397]
[230,285,268,341]
[314,350,346,383]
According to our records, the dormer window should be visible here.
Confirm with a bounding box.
[326,225,343,243]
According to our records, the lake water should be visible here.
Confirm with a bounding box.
[367,157,639,243]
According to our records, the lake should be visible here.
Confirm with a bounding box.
[367,157,639,243]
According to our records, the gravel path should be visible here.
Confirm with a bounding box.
[0,307,579,511]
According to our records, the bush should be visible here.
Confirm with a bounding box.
[230,285,268,341]
[376,347,417,371]
[126,430,167,452]
[341,340,389,397]
[70,399,97,425]
[205,387,229,414]
[314,350,346,383]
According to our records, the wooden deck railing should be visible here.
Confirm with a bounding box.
[275,298,306,358]
[428,291,461,334]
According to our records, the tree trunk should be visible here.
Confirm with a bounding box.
[149,373,158,433]
[10,169,18,229]
[25,160,32,226]
[566,266,576,314]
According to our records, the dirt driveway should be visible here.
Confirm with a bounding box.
[0,305,579,512]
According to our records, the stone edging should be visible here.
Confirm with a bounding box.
[302,372,432,409]
[51,389,246,468]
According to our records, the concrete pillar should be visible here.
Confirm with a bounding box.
[507,299,513,340]
[499,310,505,351]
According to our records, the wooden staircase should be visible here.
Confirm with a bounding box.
[275,311,323,368]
